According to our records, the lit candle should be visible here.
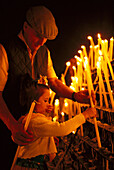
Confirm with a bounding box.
[87,36,95,47]
[97,33,101,51]
[89,45,93,69]
[64,61,71,77]
[81,45,87,57]
[109,37,113,61]
[84,57,102,148]
[72,66,76,77]
[94,45,99,68]
[54,99,59,118]
[97,59,109,108]
[101,60,114,110]
[97,60,103,108]
[61,112,65,122]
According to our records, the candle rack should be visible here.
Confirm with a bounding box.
[48,34,114,170]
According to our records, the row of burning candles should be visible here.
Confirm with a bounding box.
[53,34,114,116]
[51,34,114,148]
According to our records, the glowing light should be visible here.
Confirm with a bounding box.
[81,45,85,49]
[72,130,76,134]
[110,37,113,41]
[87,36,92,40]
[66,61,71,67]
[97,61,100,68]
[61,112,64,116]
[81,87,85,91]
[50,89,52,95]
[55,99,59,106]
[99,50,102,56]
[64,99,68,107]
[77,61,80,65]
[72,66,76,70]
[53,116,58,122]
[74,55,82,62]
[78,50,82,54]
[97,33,101,39]
[70,85,75,91]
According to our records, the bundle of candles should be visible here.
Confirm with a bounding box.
[52,34,114,148]
[53,34,114,119]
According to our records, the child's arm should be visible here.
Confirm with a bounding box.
[29,107,96,137]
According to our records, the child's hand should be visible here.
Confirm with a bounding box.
[82,107,96,120]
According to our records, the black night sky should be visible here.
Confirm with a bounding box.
[0,0,114,76]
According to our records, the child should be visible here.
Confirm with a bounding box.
[14,74,96,169]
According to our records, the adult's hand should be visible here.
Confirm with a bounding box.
[74,89,96,104]
[11,122,33,146]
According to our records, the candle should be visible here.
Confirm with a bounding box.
[81,45,87,57]
[109,37,113,61]
[61,112,65,122]
[50,91,56,105]
[72,66,76,77]
[11,101,36,170]
[94,45,99,68]
[97,33,101,51]
[54,99,59,118]
[84,57,102,148]
[101,60,114,110]
[103,48,114,80]
[87,36,95,47]
[89,45,93,69]
[64,61,71,77]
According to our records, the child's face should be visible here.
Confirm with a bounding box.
[34,89,50,114]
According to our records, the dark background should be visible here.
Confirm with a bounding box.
[0,0,114,76]
[0,0,114,169]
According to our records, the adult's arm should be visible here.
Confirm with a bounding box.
[0,92,33,145]
[48,77,95,104]
[0,44,33,145]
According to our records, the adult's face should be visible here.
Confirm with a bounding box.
[23,22,47,53]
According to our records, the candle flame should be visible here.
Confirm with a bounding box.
[110,37,113,41]
[78,50,82,54]
[74,55,82,62]
[64,101,68,107]
[81,87,85,90]
[97,33,101,39]
[104,39,108,43]
[81,45,85,49]
[72,66,76,70]
[61,112,64,116]
[77,61,80,65]
[70,85,75,91]
[53,116,58,122]
[97,61,100,68]
[50,89,52,95]
[99,50,102,56]
[66,61,71,67]
[72,130,76,134]
[87,36,92,40]
[55,99,59,106]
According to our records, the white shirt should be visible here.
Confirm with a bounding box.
[18,112,85,159]
[0,32,57,91]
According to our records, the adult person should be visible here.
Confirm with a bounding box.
[0,5,95,168]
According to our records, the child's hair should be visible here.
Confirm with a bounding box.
[19,74,49,113]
